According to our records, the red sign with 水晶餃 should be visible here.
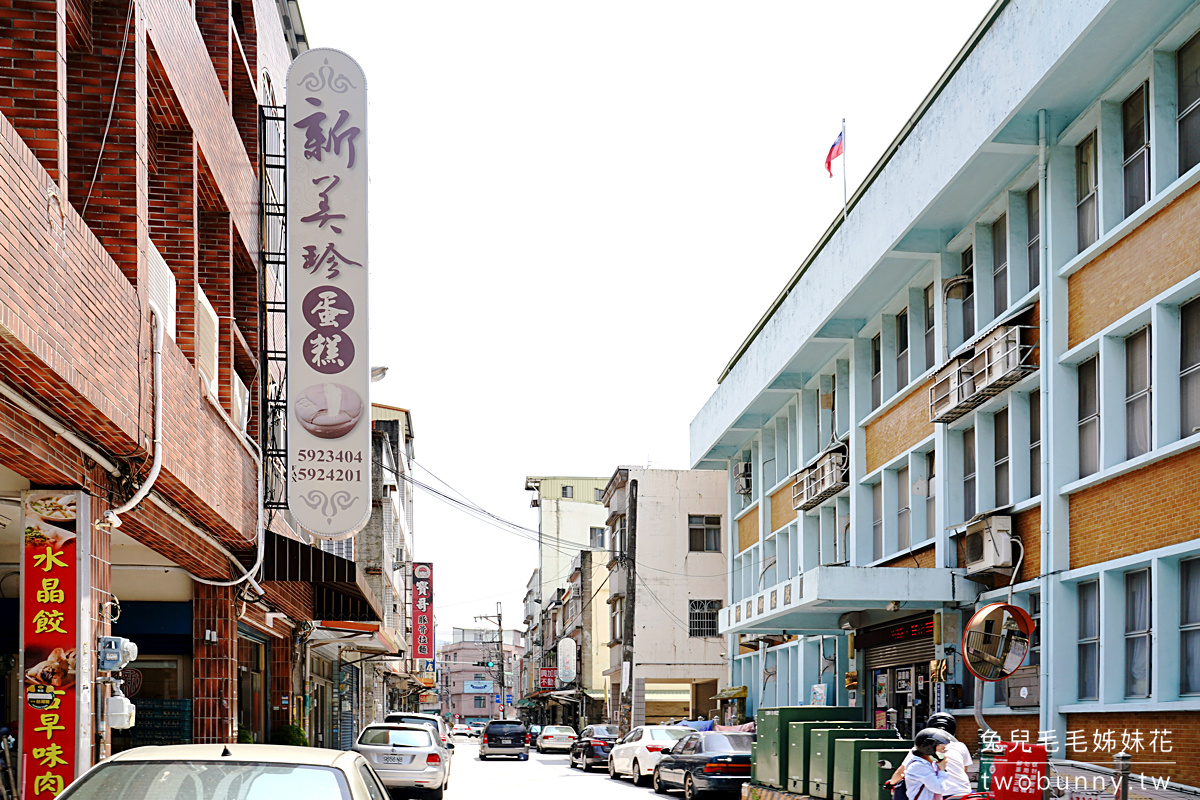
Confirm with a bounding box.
[21,491,81,799]
[988,742,1048,800]
[412,563,433,658]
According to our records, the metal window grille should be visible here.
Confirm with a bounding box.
[688,600,721,637]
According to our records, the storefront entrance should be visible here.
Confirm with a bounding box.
[859,614,935,738]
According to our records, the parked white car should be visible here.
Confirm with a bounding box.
[535,725,577,753]
[607,725,691,786]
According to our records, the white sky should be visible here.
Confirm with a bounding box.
[297,0,995,635]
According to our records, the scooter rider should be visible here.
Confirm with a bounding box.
[902,728,958,800]
[885,715,973,800]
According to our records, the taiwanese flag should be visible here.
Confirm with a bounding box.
[825,129,844,177]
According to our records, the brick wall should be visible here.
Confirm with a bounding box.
[955,712,1039,752]
[1068,180,1200,349]
[738,506,759,553]
[1064,712,1199,788]
[1013,507,1040,582]
[866,379,935,473]
[193,582,238,744]
[878,544,937,569]
[1069,449,1200,568]
[0,0,64,183]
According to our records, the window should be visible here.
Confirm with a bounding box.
[896,310,909,388]
[359,763,389,800]
[993,214,1008,317]
[1078,581,1100,700]
[1027,185,1040,289]
[896,466,910,551]
[561,485,573,499]
[1182,559,1200,694]
[612,516,627,557]
[1178,32,1200,174]
[1077,132,1098,252]
[688,600,721,637]
[1029,391,1041,498]
[1123,83,1150,217]
[590,526,605,549]
[925,450,936,541]
[688,515,721,552]
[961,248,975,340]
[1181,297,1200,437]
[962,427,976,520]
[994,408,1010,507]
[1028,591,1042,668]
[871,334,882,410]
[595,488,603,502]
[1125,569,1152,697]
[474,696,486,709]
[1125,327,1152,459]
[924,284,936,369]
[1078,356,1100,477]
[474,673,485,680]
[872,481,883,561]
[611,598,623,642]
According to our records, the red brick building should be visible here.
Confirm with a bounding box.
[0,0,384,776]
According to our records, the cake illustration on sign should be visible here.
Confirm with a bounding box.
[295,383,363,439]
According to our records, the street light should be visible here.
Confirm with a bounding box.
[370,366,389,382]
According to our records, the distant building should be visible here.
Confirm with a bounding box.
[439,628,524,723]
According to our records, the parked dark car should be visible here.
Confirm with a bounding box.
[568,724,620,770]
[479,719,529,760]
[651,731,753,799]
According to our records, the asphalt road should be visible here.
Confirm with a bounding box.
[444,735,670,798]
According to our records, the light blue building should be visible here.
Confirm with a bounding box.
[691,0,1200,774]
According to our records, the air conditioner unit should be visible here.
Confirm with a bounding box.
[196,286,219,398]
[977,325,1022,390]
[733,461,752,479]
[734,461,752,495]
[147,239,177,340]
[929,356,976,421]
[961,515,1014,576]
[232,372,250,432]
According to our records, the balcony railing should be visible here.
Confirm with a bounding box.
[929,325,1037,423]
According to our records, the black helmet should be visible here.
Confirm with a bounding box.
[912,728,953,759]
[926,712,957,735]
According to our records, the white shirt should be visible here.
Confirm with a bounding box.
[903,752,953,800]
[939,741,973,797]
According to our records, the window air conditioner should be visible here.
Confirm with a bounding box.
[147,239,177,339]
[976,325,1022,391]
[232,372,250,432]
[196,286,219,398]
[961,515,1014,576]
[734,461,752,495]
[929,356,975,421]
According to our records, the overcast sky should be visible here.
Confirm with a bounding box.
[297,0,995,636]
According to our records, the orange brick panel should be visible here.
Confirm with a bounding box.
[1068,180,1200,349]
[877,545,937,569]
[866,379,935,473]
[770,483,796,533]
[1069,449,1200,568]
[1014,507,1041,582]
[1064,712,1199,788]
[956,713,1040,752]
[738,506,759,553]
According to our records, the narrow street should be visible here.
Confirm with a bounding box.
[445,737,663,799]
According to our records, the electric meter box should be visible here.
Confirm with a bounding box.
[98,636,138,672]
[809,729,899,798]
[787,721,870,793]
[832,738,904,800]
[755,706,864,790]
[107,696,136,730]
[857,748,914,800]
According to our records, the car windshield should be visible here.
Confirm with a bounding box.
[649,728,689,741]
[59,761,351,800]
[487,723,524,734]
[592,726,619,737]
[704,733,753,753]
[359,728,432,748]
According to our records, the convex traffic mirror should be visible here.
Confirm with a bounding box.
[962,602,1035,681]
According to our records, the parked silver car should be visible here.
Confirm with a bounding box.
[354,723,453,799]
[384,711,452,749]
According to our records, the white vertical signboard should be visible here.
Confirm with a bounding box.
[286,49,370,536]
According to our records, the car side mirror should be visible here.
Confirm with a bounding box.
[447,743,456,750]
[661,745,674,755]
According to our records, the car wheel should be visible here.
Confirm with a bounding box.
[609,759,621,780]
[536,744,544,754]
[684,774,701,800]
[653,768,668,794]
[424,788,444,800]
[632,760,647,787]
[479,754,488,761]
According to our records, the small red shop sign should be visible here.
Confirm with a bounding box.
[412,563,433,659]
[539,668,557,689]
[21,491,81,799]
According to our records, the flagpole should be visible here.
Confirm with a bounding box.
[841,118,848,222]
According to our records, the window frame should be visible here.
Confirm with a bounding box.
[924,284,936,370]
[896,465,911,551]
[687,515,722,553]
[961,248,976,341]
[1177,31,1200,174]
[896,309,910,389]
[924,450,936,542]
[1077,131,1099,253]
[1122,82,1151,218]
[1028,390,1042,498]
[1124,568,1153,698]
[687,599,721,637]
[1181,558,1200,695]
[992,214,1008,317]
[1180,297,1200,438]
[1026,185,1040,290]
[871,481,884,561]
[590,526,606,549]
[994,408,1010,508]
[870,334,882,410]
[1078,580,1100,701]
[1124,327,1152,460]
[1078,356,1100,478]
[562,485,574,499]
[962,427,977,521]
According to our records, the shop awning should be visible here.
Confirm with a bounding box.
[238,530,383,621]
[514,698,536,709]
[711,685,748,700]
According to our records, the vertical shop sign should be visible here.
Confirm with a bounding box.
[412,563,433,658]
[286,48,371,536]
[20,491,82,798]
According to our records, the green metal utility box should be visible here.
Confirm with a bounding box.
[832,740,904,800]
[750,742,756,785]
[786,721,870,794]
[809,729,899,798]
[857,748,913,800]
[755,706,864,790]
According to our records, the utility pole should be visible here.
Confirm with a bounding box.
[619,479,638,734]
[475,602,504,718]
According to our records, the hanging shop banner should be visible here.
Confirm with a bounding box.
[286,48,371,536]
[557,637,577,683]
[21,491,84,798]
[412,563,433,658]
[539,668,558,689]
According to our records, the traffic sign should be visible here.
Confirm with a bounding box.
[498,704,505,713]
[506,694,513,702]
[494,694,500,702]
